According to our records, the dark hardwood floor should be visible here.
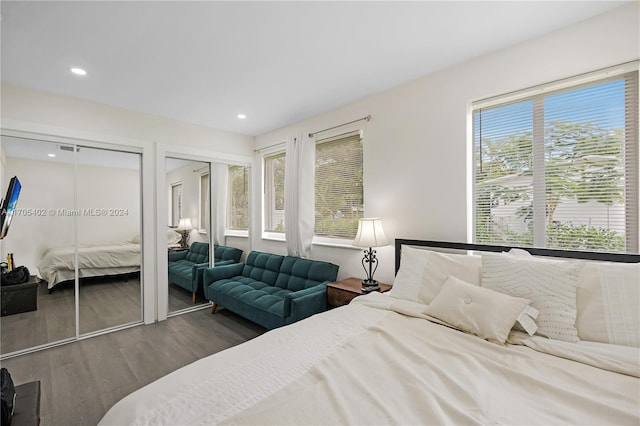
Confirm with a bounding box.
[1,307,265,425]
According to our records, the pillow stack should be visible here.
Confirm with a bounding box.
[392,245,639,347]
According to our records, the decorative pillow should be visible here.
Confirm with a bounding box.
[576,261,639,347]
[481,252,583,343]
[426,276,533,344]
[390,245,481,305]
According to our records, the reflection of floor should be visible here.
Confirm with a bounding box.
[1,274,142,355]
[168,283,209,313]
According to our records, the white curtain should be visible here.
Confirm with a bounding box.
[211,163,228,246]
[284,134,315,258]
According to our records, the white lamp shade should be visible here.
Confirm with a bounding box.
[353,218,389,248]
[177,217,192,231]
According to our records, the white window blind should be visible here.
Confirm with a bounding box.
[264,152,286,233]
[473,70,638,253]
[170,183,182,227]
[314,131,363,239]
[199,172,210,231]
[227,165,249,230]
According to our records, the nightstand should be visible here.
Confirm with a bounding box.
[168,246,188,253]
[327,277,391,308]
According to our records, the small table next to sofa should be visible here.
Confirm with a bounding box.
[204,251,338,329]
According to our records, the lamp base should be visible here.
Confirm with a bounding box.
[361,279,380,293]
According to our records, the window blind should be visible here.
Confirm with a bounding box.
[199,173,210,231]
[264,152,286,233]
[314,131,363,239]
[474,71,638,253]
[228,165,249,230]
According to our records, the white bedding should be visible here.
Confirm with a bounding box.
[99,292,639,425]
[37,241,141,289]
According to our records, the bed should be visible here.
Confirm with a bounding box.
[98,239,639,425]
[38,229,182,290]
[37,241,142,290]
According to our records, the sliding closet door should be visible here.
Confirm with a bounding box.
[76,147,142,335]
[0,137,76,355]
[165,157,211,314]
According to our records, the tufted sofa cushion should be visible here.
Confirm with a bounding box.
[240,251,284,286]
[185,242,209,264]
[275,256,339,292]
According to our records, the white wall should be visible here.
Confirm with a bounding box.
[0,84,254,157]
[252,3,640,284]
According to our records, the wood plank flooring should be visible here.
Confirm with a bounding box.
[0,307,265,425]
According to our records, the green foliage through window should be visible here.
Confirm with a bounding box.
[474,72,638,253]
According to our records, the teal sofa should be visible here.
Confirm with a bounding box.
[204,251,338,329]
[168,243,243,303]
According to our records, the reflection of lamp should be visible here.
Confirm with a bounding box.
[353,218,389,292]
[177,218,192,248]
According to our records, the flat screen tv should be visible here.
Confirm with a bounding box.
[0,176,22,240]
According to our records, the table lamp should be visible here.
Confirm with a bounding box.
[353,217,389,292]
[177,218,192,248]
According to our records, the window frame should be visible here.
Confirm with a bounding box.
[471,65,639,253]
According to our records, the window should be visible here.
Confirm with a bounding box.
[170,183,182,227]
[264,152,286,233]
[315,131,364,240]
[228,165,249,230]
[473,70,638,253]
[199,172,210,232]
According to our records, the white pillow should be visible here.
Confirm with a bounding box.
[130,234,141,244]
[481,252,583,343]
[576,261,639,347]
[390,245,481,305]
[426,276,533,345]
[167,229,181,245]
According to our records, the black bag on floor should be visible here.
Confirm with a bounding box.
[1,368,16,426]
[1,266,30,286]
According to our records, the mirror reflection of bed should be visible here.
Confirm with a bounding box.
[0,136,143,355]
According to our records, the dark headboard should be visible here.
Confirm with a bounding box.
[395,239,640,274]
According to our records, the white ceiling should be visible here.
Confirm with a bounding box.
[0,1,628,137]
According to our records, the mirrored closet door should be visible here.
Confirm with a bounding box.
[164,157,251,315]
[165,157,211,313]
[0,136,143,357]
[77,146,142,334]
[0,137,76,354]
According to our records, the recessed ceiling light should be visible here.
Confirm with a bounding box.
[48,153,56,158]
[237,114,246,120]
[70,67,87,76]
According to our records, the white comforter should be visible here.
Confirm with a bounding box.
[38,241,140,289]
[99,292,639,425]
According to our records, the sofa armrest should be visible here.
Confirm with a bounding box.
[284,282,327,322]
[191,262,210,291]
[203,262,245,286]
[168,250,188,262]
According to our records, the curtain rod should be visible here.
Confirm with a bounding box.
[308,115,371,138]
[254,140,286,154]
